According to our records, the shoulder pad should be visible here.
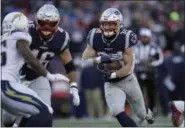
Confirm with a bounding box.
[125,30,138,49]
[11,31,32,44]
[86,28,98,47]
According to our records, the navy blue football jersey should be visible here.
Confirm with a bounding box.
[87,28,138,82]
[21,21,70,80]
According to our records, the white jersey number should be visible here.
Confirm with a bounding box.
[32,49,55,67]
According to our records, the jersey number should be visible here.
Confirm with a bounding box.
[32,49,55,67]
[1,41,7,66]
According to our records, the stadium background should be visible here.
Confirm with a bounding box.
[1,0,184,127]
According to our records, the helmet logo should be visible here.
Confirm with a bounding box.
[114,10,120,15]
[12,13,22,22]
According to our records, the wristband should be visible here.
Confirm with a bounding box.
[70,82,78,88]
[110,72,117,79]
[93,57,101,64]
[46,72,52,79]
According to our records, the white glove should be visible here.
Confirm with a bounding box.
[46,72,69,82]
[70,82,80,106]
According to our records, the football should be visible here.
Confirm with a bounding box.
[104,61,122,72]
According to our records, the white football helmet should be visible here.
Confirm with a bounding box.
[99,8,123,37]
[139,28,152,38]
[36,4,60,39]
[2,12,29,34]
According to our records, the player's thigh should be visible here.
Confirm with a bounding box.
[1,81,53,116]
[124,74,146,119]
[29,76,51,105]
[104,82,126,116]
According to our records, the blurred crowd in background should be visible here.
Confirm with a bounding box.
[2,0,184,119]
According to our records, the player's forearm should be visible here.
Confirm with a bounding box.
[27,59,48,77]
[16,40,48,77]
[81,57,101,68]
[67,71,76,83]
[107,65,132,79]
[115,65,132,78]
[67,71,78,88]
[24,53,48,77]
[63,59,78,88]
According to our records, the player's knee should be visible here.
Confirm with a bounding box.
[109,105,124,116]
[29,106,41,115]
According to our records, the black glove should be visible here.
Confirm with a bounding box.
[100,54,112,64]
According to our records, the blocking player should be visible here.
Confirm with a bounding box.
[81,8,154,127]
[169,101,184,127]
[1,12,69,127]
[2,4,80,127]
[20,4,80,126]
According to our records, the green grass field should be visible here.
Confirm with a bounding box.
[53,116,173,127]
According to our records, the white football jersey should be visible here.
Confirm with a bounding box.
[1,31,32,82]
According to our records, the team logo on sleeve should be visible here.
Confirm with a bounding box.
[131,33,137,44]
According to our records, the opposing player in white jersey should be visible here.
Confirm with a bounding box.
[2,4,80,127]
[1,12,69,127]
[81,8,154,127]
[169,101,184,127]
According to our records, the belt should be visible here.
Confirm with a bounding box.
[105,74,131,83]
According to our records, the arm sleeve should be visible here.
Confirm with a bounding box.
[60,31,70,52]
[11,31,32,45]
[125,30,138,49]
[86,28,96,48]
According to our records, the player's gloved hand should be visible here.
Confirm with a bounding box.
[100,54,113,64]
[100,54,121,64]
[46,72,69,82]
[70,82,80,106]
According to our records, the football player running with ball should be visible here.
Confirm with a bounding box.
[81,8,154,127]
